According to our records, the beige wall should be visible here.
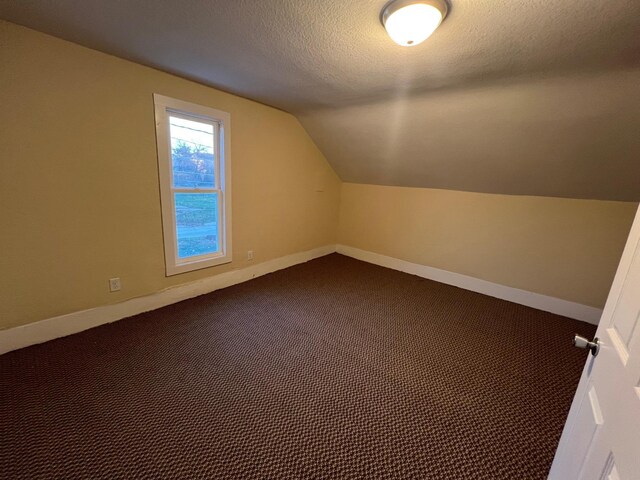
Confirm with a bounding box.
[1,20,635,332]
[0,21,341,330]
[339,183,637,308]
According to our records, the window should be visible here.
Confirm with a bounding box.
[153,94,232,275]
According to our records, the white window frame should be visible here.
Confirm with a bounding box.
[153,94,232,276]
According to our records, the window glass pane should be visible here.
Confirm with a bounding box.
[175,192,219,259]
[169,116,215,188]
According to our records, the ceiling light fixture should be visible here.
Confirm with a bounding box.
[381,0,448,47]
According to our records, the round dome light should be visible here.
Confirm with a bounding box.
[381,0,448,47]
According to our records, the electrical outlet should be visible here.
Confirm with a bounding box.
[109,277,121,292]
[247,250,254,261]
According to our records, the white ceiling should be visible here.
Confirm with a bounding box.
[300,69,640,200]
[1,0,639,200]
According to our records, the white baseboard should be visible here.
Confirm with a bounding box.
[0,245,337,355]
[336,244,602,325]
[1,243,601,355]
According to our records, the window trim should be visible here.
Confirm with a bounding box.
[153,94,232,276]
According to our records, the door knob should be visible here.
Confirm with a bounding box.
[573,334,600,357]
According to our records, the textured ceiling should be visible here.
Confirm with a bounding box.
[300,69,640,201]
[1,0,639,200]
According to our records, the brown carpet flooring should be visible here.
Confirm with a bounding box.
[0,254,595,479]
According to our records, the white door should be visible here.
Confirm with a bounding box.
[549,205,640,480]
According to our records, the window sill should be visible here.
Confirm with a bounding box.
[166,254,232,276]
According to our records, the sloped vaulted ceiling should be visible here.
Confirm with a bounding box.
[1,0,639,200]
